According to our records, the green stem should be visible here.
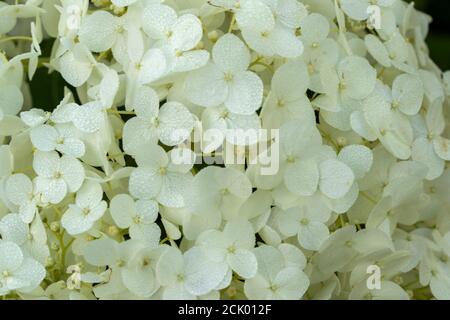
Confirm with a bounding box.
[0,36,33,45]
[227,14,236,33]
[107,109,136,115]
[360,191,377,205]
[250,61,274,73]
[317,126,340,151]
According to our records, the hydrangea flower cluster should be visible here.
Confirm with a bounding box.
[0,0,450,300]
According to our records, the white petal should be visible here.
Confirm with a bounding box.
[213,33,250,73]
[13,257,45,290]
[284,160,319,196]
[274,267,309,299]
[72,102,103,133]
[35,177,67,204]
[132,86,159,118]
[30,125,58,152]
[319,159,355,199]
[412,137,444,180]
[433,137,450,161]
[135,199,159,223]
[223,218,255,249]
[76,181,103,208]
[236,0,275,31]
[225,71,263,115]
[142,4,177,39]
[0,214,28,245]
[58,46,93,87]
[5,174,32,205]
[170,14,203,51]
[271,26,304,58]
[61,206,93,235]
[110,194,135,228]
[272,60,309,100]
[185,63,228,108]
[139,49,168,84]
[129,223,161,247]
[129,167,163,200]
[60,155,85,192]
[184,247,228,296]
[338,145,373,179]
[392,74,424,116]
[0,85,23,116]
[158,102,194,146]
[156,247,184,286]
[121,267,157,298]
[78,10,118,52]
[171,49,210,73]
[298,222,329,251]
[227,249,257,279]
[338,56,376,100]
[0,241,23,271]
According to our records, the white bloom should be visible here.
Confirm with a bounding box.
[314,56,377,126]
[142,4,209,73]
[185,33,263,115]
[20,109,50,128]
[201,105,261,151]
[61,181,107,235]
[33,151,85,204]
[261,60,314,130]
[184,166,252,222]
[129,144,193,208]
[30,124,85,158]
[244,245,309,300]
[0,214,49,265]
[123,86,194,153]
[340,0,394,21]
[156,246,197,300]
[110,194,161,246]
[120,245,166,298]
[277,204,330,251]
[58,43,97,87]
[184,218,257,295]
[0,241,46,296]
[5,174,41,223]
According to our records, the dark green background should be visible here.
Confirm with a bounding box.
[411,0,450,71]
[29,0,450,110]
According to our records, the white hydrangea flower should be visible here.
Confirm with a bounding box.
[278,204,330,251]
[0,241,46,296]
[185,33,263,115]
[61,181,107,235]
[129,144,193,208]
[57,43,97,87]
[201,105,261,151]
[5,174,42,223]
[33,151,85,204]
[184,218,257,295]
[30,124,85,158]
[123,86,194,153]
[340,0,394,21]
[142,4,209,73]
[120,245,166,297]
[411,99,450,180]
[244,245,309,300]
[110,194,161,246]
[261,60,314,130]
[184,166,252,222]
[365,32,410,70]
[156,246,197,300]
[313,56,377,125]
[0,214,49,265]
